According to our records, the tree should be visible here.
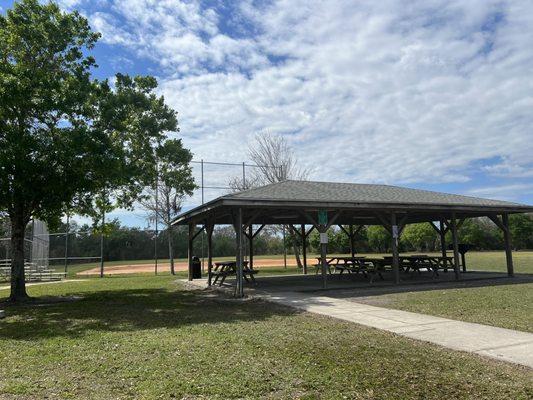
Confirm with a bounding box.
[140,139,195,274]
[508,214,533,250]
[229,132,309,268]
[366,226,391,252]
[458,218,502,250]
[401,223,437,252]
[0,1,191,301]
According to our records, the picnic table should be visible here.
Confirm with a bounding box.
[315,254,457,284]
[382,255,455,277]
[210,260,258,286]
[315,256,371,277]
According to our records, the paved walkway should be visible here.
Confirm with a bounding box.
[0,279,82,291]
[258,291,533,368]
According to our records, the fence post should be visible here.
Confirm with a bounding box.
[99,209,105,278]
[64,213,69,275]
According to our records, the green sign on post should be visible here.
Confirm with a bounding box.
[318,210,328,226]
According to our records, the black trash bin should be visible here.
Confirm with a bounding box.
[192,256,201,279]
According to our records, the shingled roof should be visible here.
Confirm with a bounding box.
[173,180,533,225]
[226,180,524,207]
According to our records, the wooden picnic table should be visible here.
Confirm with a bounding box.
[315,256,375,278]
[382,255,456,276]
[314,255,457,284]
[210,260,258,286]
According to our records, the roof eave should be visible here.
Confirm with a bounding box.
[173,197,533,225]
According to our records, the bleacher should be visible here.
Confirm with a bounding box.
[0,261,66,282]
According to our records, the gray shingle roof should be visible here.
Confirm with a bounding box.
[224,180,527,208]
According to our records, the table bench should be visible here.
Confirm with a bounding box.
[210,261,258,286]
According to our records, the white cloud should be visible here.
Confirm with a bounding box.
[59,0,533,209]
[467,183,533,202]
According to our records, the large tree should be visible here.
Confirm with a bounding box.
[0,1,190,301]
[140,139,196,275]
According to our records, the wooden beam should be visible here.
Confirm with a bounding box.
[349,225,355,259]
[375,212,392,233]
[244,210,262,229]
[488,214,505,231]
[391,213,400,284]
[248,224,254,271]
[318,223,328,289]
[326,210,342,228]
[252,224,265,239]
[192,225,205,240]
[439,219,447,259]
[187,223,194,281]
[234,208,244,297]
[301,224,308,275]
[502,214,514,277]
[289,224,303,238]
[206,222,214,286]
[429,221,441,234]
[397,214,409,229]
[305,225,315,237]
[440,219,451,234]
[450,213,461,280]
[300,210,318,227]
[338,224,350,237]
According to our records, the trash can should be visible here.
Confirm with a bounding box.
[192,256,201,279]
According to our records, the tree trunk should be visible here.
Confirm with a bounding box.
[293,242,303,269]
[168,225,175,275]
[10,213,29,302]
[290,229,303,269]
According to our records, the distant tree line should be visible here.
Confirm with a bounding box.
[48,214,533,263]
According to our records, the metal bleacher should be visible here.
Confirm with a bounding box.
[0,260,66,282]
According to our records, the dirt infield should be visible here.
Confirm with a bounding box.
[77,258,300,276]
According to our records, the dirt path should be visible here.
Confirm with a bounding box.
[77,258,301,276]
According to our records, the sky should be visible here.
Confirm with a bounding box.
[2,0,533,228]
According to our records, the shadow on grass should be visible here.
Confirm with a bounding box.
[0,286,300,341]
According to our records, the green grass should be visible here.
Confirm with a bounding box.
[1,276,532,399]
[358,282,533,333]
[334,251,533,333]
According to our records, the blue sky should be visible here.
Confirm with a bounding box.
[3,0,533,227]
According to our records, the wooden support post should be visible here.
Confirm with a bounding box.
[450,213,461,280]
[235,208,244,297]
[502,213,514,277]
[319,225,328,289]
[391,213,400,284]
[187,223,194,281]
[301,224,307,275]
[248,224,254,270]
[439,219,447,259]
[349,225,355,259]
[206,222,214,286]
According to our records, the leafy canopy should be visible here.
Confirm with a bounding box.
[0,0,181,229]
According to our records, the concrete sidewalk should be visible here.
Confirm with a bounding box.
[259,291,533,369]
[0,279,83,292]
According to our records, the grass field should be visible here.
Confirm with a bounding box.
[1,276,532,399]
[356,282,533,333]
